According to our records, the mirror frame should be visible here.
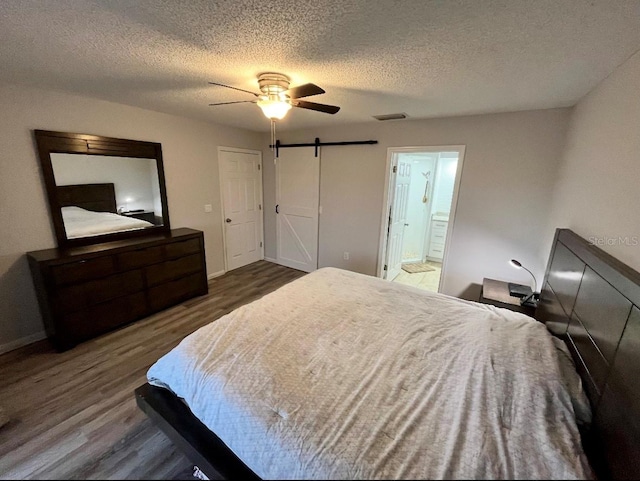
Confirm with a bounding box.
[34,129,171,248]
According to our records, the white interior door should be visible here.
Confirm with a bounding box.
[219,148,263,271]
[276,147,319,272]
[385,157,411,280]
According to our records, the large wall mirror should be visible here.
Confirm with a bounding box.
[34,130,170,248]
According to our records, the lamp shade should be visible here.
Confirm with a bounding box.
[257,98,292,120]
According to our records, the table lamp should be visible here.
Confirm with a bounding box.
[509,259,540,308]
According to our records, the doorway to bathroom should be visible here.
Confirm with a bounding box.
[377,146,465,293]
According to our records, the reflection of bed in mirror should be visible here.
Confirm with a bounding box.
[56,183,154,239]
[57,183,117,213]
[61,206,153,239]
[33,130,171,248]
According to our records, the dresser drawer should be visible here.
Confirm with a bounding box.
[148,272,205,311]
[117,245,164,270]
[56,270,144,312]
[428,242,445,258]
[50,256,115,285]
[145,253,203,287]
[62,292,148,344]
[165,238,201,259]
[430,229,447,243]
[28,228,207,351]
[432,221,448,230]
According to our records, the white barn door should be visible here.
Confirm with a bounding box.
[276,148,319,272]
[219,148,264,271]
[386,157,411,280]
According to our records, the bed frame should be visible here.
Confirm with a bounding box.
[135,383,260,480]
[535,228,640,479]
[56,183,117,213]
[135,228,640,479]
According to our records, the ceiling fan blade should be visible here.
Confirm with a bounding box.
[286,83,325,99]
[292,100,340,114]
[208,100,257,106]
[208,82,259,97]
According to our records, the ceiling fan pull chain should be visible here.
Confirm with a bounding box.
[271,119,277,165]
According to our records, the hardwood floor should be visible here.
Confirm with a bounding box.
[0,261,305,480]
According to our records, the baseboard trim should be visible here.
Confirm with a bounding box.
[402,258,422,264]
[0,330,47,355]
[264,257,278,264]
[207,270,226,280]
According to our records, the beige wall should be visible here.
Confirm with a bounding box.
[546,50,640,272]
[0,82,262,353]
[263,108,571,299]
[4,48,638,354]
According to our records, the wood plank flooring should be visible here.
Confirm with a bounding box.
[0,261,305,480]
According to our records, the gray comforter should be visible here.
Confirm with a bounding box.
[148,267,593,479]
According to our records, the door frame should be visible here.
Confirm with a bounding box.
[376,145,466,293]
[217,146,264,273]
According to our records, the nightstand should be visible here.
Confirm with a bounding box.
[479,278,536,317]
[121,210,156,224]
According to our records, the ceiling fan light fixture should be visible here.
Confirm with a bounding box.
[257,97,292,120]
[208,72,339,120]
[257,72,290,95]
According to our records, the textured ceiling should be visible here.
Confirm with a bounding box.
[1,0,639,132]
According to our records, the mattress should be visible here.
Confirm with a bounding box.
[147,267,593,480]
[61,205,153,238]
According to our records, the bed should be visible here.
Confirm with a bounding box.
[61,206,153,239]
[135,228,640,479]
[56,183,153,239]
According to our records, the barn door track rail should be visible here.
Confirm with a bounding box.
[270,137,378,157]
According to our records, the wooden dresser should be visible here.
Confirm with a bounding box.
[27,228,208,351]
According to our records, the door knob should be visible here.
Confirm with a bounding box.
[225,218,232,223]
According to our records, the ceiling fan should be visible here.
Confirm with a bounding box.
[208,73,340,120]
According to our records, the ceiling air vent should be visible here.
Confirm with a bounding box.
[372,112,408,121]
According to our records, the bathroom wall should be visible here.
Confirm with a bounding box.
[402,154,436,262]
[431,154,459,216]
[421,153,459,262]
[399,151,459,264]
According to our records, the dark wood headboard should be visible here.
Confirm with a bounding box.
[56,183,117,213]
[536,228,640,479]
